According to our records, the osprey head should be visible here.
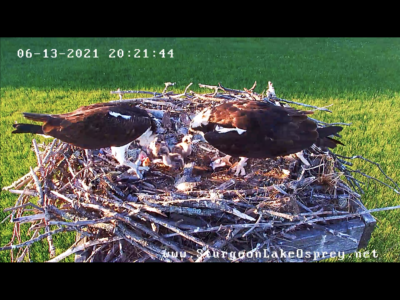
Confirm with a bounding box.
[189,108,211,135]
[159,145,170,156]
[182,134,193,144]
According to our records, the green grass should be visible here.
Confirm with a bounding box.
[1,37,399,262]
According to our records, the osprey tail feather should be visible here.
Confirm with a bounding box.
[316,126,344,149]
[12,124,44,134]
[12,112,52,134]
[22,112,52,122]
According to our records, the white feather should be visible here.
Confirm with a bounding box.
[215,125,246,135]
[267,81,276,99]
[109,111,131,120]
[111,143,132,165]
[136,127,156,147]
[191,108,211,129]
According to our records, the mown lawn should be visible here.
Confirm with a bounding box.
[1,37,399,262]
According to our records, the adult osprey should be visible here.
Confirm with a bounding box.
[12,102,157,179]
[189,100,343,176]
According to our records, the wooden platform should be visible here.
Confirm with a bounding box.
[263,199,376,262]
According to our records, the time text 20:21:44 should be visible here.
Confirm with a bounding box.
[17,49,174,59]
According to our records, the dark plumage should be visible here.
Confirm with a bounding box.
[12,102,157,149]
[189,100,343,175]
[12,102,158,178]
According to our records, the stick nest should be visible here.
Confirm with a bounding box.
[2,81,398,262]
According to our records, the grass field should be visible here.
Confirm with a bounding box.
[1,37,399,262]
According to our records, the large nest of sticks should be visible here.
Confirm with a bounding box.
[3,82,399,262]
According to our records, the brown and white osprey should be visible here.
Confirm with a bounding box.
[12,102,157,179]
[189,100,343,176]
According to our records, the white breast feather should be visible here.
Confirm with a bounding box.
[111,142,132,165]
[137,127,155,147]
[109,111,131,120]
[215,125,246,135]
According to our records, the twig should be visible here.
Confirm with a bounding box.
[0,227,76,251]
[242,213,263,237]
[47,236,123,263]
[32,139,42,169]
[198,83,220,95]
[248,81,257,93]
[275,98,332,113]
[110,90,162,97]
[137,211,222,254]
[184,82,193,95]
[12,214,46,224]
[162,82,176,94]
[308,117,352,126]
[42,138,58,164]
[218,83,245,94]
[262,209,296,221]
[334,154,400,194]
[163,222,273,238]
[110,98,176,108]
[7,189,38,196]
[169,83,193,99]
[48,217,116,227]
[276,204,400,228]
[3,202,44,213]
[199,228,243,262]
[2,172,34,191]
[30,167,44,206]
[116,223,180,262]
[190,92,226,102]
[152,198,256,221]
[311,104,333,112]
[86,244,109,262]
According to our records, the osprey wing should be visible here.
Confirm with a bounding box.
[42,103,153,149]
[204,101,319,158]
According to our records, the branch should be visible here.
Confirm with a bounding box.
[30,167,44,206]
[333,154,400,194]
[162,82,176,94]
[308,117,352,126]
[110,90,162,97]
[163,222,273,238]
[218,83,245,94]
[47,236,123,263]
[275,98,332,113]
[0,227,76,251]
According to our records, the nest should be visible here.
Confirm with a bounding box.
[2,82,399,262]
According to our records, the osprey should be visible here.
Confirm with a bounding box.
[189,100,343,176]
[12,102,157,179]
